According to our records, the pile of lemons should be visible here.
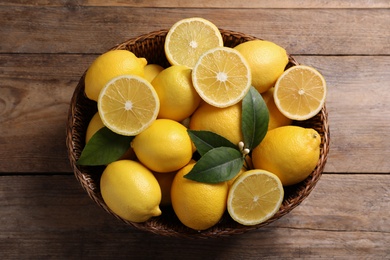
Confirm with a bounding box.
[82,17,326,230]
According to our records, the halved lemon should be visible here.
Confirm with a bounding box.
[192,47,251,108]
[274,65,327,121]
[164,17,223,69]
[97,75,160,136]
[227,169,284,226]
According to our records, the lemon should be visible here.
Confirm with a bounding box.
[234,40,289,93]
[85,112,105,143]
[227,169,284,226]
[192,47,251,108]
[261,88,292,130]
[164,17,223,69]
[85,50,147,101]
[144,64,164,82]
[153,171,177,206]
[274,65,327,121]
[189,102,243,145]
[171,162,228,230]
[152,65,201,122]
[97,75,159,136]
[252,126,321,186]
[100,160,162,223]
[131,119,193,173]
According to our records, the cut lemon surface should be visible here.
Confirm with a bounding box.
[274,65,327,121]
[227,169,284,226]
[192,47,251,108]
[97,75,160,136]
[164,17,223,69]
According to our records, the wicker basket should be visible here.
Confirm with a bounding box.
[66,29,330,238]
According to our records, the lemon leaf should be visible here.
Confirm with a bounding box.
[184,147,244,183]
[77,127,134,166]
[242,86,269,150]
[187,130,237,156]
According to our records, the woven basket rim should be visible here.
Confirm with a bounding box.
[66,29,330,238]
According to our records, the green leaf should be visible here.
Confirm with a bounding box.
[187,130,237,156]
[184,147,244,183]
[242,86,269,150]
[77,127,134,166]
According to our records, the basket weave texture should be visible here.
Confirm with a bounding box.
[66,29,330,238]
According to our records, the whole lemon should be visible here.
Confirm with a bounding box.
[152,65,201,122]
[261,88,292,130]
[85,112,105,143]
[144,64,164,82]
[252,126,321,186]
[85,50,147,101]
[153,171,177,206]
[171,162,228,230]
[131,119,193,173]
[189,102,243,145]
[234,40,289,93]
[100,160,162,222]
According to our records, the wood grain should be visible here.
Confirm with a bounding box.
[1,7,389,55]
[1,55,389,173]
[1,0,389,8]
[0,174,389,258]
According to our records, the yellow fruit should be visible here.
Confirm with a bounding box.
[234,40,289,93]
[131,119,193,173]
[85,50,147,101]
[144,64,164,82]
[227,169,284,226]
[164,17,223,69]
[97,75,159,136]
[189,102,243,145]
[252,126,321,186]
[100,160,162,223]
[261,88,292,130]
[171,162,228,230]
[85,112,105,143]
[192,47,251,108]
[153,171,177,206]
[152,65,201,122]
[274,65,327,121]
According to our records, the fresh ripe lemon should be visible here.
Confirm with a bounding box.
[164,17,223,69]
[171,162,228,230]
[100,160,162,223]
[152,65,201,122]
[261,88,292,130]
[192,47,251,108]
[98,75,159,136]
[189,102,243,145]
[153,171,177,206]
[274,65,327,121]
[131,119,193,173]
[85,50,147,101]
[227,169,284,226]
[144,64,164,82]
[252,126,321,186]
[234,40,289,93]
[85,112,105,143]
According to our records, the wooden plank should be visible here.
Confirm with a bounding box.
[1,6,389,55]
[1,0,389,8]
[1,54,389,173]
[0,174,389,258]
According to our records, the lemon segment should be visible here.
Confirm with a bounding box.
[274,65,327,121]
[164,17,223,69]
[227,169,284,226]
[192,47,251,108]
[97,75,159,136]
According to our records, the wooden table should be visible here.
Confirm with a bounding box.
[1,1,389,258]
